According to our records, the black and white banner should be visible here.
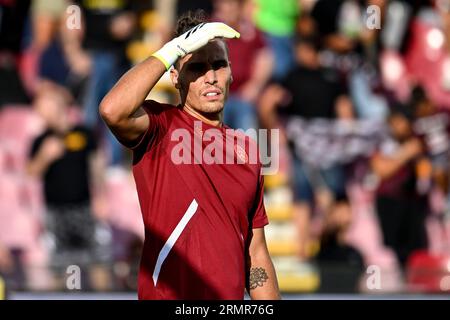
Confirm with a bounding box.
[285,117,387,169]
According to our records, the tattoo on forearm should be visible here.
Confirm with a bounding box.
[248,267,269,290]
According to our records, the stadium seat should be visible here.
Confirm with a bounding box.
[406,250,450,293]
[0,106,45,172]
[404,19,450,109]
[272,256,320,292]
[105,167,144,240]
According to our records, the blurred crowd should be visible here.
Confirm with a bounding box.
[1,0,450,294]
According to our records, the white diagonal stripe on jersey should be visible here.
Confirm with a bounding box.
[152,199,199,286]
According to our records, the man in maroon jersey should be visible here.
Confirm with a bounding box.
[99,11,280,299]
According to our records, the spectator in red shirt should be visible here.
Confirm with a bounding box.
[212,0,273,134]
[371,105,429,267]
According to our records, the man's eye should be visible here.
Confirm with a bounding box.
[189,63,206,72]
[213,61,228,70]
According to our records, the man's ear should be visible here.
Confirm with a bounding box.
[170,67,180,89]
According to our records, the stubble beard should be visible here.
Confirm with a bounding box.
[200,101,225,114]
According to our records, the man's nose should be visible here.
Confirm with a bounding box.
[204,68,217,84]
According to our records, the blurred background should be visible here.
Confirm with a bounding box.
[1,0,450,299]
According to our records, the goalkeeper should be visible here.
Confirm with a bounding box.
[99,10,280,300]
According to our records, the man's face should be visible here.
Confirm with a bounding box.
[34,93,69,132]
[172,40,232,115]
[389,114,412,141]
[213,0,242,25]
[295,42,319,68]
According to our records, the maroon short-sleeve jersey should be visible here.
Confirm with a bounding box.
[131,100,268,299]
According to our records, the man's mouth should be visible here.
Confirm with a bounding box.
[202,89,222,100]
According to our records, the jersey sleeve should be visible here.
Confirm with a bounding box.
[131,100,170,163]
[250,172,269,229]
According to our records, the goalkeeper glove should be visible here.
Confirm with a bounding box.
[152,22,240,70]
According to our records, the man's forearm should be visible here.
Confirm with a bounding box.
[249,49,273,92]
[99,56,166,124]
[100,22,239,129]
[27,155,51,178]
[247,255,281,300]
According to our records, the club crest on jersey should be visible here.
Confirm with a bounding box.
[234,144,248,163]
[170,121,280,175]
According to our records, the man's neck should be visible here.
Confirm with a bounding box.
[182,104,223,128]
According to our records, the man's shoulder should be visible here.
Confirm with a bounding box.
[141,100,185,123]
[142,100,178,113]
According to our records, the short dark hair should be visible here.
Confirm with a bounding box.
[389,102,414,121]
[294,33,321,51]
[174,10,209,38]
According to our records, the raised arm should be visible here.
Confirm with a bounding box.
[246,228,281,300]
[99,56,165,147]
[27,136,65,178]
[99,22,240,147]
